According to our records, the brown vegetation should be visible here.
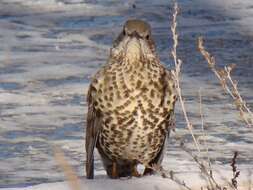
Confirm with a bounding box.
[163,1,253,190]
[198,37,253,127]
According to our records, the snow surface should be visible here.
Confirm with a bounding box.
[0,0,253,189]
[2,170,253,190]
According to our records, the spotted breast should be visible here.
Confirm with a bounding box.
[86,19,177,179]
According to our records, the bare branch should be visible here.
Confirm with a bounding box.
[171,2,201,151]
[151,164,193,190]
[53,146,81,190]
[198,37,253,127]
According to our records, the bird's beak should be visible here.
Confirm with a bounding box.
[125,35,141,62]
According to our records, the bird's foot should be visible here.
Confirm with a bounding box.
[131,165,141,177]
[111,162,119,179]
[143,167,154,176]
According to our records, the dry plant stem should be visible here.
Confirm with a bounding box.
[4,48,11,65]
[151,164,192,190]
[181,143,222,190]
[198,90,217,190]
[54,147,81,190]
[231,152,240,189]
[199,89,211,169]
[170,2,200,151]
[198,37,253,127]
[247,170,252,190]
[226,69,253,125]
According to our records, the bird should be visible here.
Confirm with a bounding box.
[85,19,177,179]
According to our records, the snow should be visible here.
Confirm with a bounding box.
[0,0,253,189]
[2,170,253,190]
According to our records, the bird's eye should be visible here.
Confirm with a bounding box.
[123,29,126,36]
[146,34,150,39]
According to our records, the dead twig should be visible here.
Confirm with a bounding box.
[180,142,223,190]
[151,164,193,190]
[231,151,240,189]
[199,89,213,177]
[53,146,81,190]
[170,1,201,152]
[198,37,253,127]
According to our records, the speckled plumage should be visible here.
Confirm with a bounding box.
[86,19,177,179]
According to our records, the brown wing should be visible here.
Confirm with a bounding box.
[85,85,102,179]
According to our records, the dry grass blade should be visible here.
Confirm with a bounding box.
[4,48,11,65]
[54,146,81,190]
[151,164,192,190]
[180,142,223,190]
[231,152,240,190]
[170,2,200,152]
[198,37,253,127]
[198,89,212,172]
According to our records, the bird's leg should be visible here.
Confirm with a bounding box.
[143,167,154,176]
[111,162,118,179]
[131,164,141,177]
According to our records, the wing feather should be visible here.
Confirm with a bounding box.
[85,85,101,179]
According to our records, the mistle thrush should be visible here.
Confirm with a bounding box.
[86,19,177,179]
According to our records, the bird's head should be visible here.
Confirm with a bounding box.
[111,19,157,63]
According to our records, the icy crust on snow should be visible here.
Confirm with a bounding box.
[0,0,253,188]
